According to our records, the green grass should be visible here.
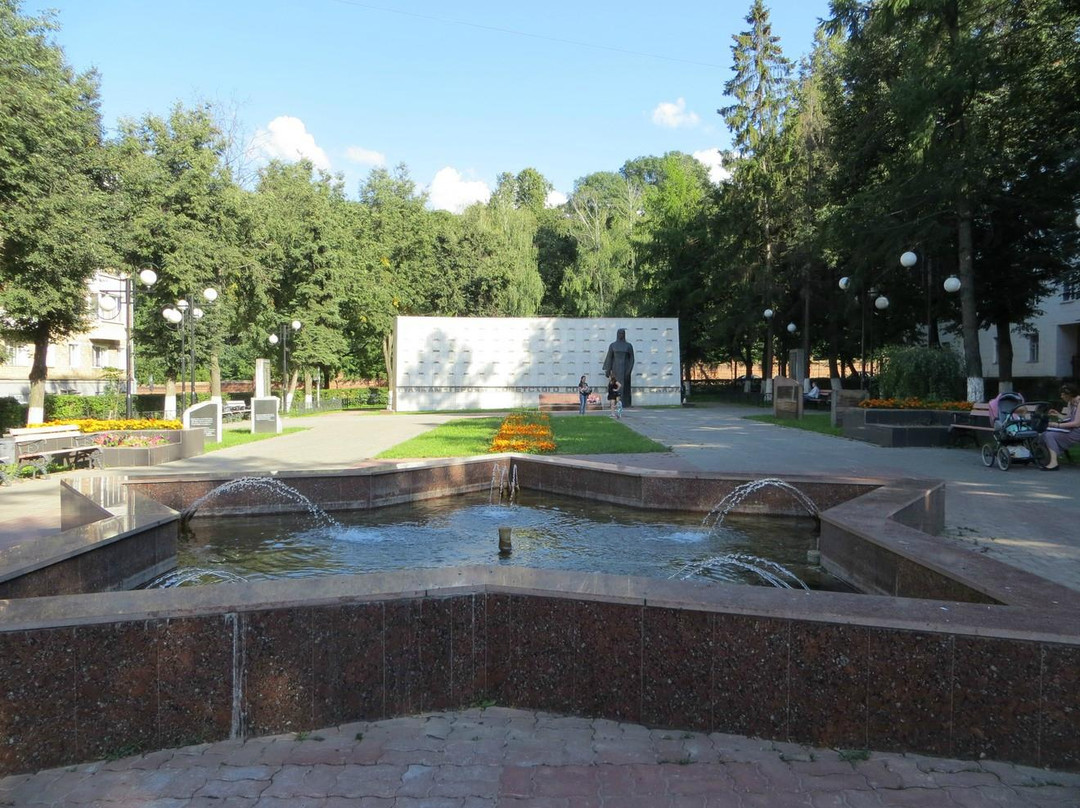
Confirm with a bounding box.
[375,413,668,459]
[206,426,308,452]
[745,412,842,437]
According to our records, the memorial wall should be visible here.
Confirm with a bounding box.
[391,316,681,412]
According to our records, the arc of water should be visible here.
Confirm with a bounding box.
[182,477,339,527]
[148,568,248,588]
[703,478,819,529]
[672,552,810,590]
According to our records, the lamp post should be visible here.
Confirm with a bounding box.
[97,267,158,419]
[268,319,302,410]
[162,286,217,414]
[900,250,961,347]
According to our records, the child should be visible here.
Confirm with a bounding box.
[607,374,622,419]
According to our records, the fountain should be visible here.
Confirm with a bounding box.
[672,552,809,590]
[702,478,819,529]
[489,463,519,503]
[180,477,340,528]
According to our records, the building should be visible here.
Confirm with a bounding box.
[0,271,129,404]
[978,281,1080,384]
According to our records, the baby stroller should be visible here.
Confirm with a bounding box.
[981,392,1051,470]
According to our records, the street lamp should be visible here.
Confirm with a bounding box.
[762,309,774,399]
[97,267,157,418]
[901,250,960,347]
[161,286,217,413]
[268,319,302,410]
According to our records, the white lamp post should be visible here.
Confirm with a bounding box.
[97,267,157,418]
[268,319,302,410]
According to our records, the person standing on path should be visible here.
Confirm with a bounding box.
[602,328,635,408]
[607,374,622,418]
[577,375,592,415]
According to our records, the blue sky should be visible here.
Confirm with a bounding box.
[28,0,832,210]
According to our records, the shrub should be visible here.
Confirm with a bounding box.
[0,397,26,432]
[875,346,964,401]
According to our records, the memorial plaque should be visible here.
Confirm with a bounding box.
[182,399,222,442]
[251,396,281,434]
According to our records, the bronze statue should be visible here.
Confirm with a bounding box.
[602,328,635,408]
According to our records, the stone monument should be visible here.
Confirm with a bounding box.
[182,399,221,442]
[602,328,636,408]
[251,396,281,434]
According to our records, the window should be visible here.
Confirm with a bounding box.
[68,343,80,367]
[92,343,109,368]
[1064,281,1078,302]
[991,337,998,365]
[14,345,32,367]
[1027,333,1039,364]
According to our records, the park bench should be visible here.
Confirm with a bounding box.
[1,424,102,483]
[538,392,602,412]
[948,403,992,447]
[223,400,250,421]
[803,390,832,410]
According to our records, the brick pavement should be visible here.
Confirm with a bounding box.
[2,708,1077,807]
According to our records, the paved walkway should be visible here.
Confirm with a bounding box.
[2,405,1079,806]
[3,707,1078,807]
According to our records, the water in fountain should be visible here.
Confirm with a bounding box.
[702,478,818,529]
[489,464,519,504]
[147,568,248,588]
[181,477,340,527]
[672,552,809,590]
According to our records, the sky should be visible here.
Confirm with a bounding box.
[26,0,833,212]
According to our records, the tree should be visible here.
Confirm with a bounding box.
[0,1,113,423]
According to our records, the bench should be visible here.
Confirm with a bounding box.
[538,392,603,412]
[1,425,102,483]
[223,400,250,422]
[948,403,995,448]
[803,390,832,410]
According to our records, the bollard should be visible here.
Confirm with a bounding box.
[498,526,512,556]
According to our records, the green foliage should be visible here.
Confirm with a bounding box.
[876,346,964,401]
[0,396,26,432]
[45,394,114,420]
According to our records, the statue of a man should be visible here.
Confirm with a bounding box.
[602,328,635,408]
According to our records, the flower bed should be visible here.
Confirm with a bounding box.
[858,398,972,411]
[31,418,183,432]
[489,411,556,454]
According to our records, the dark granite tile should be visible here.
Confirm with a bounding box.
[0,628,77,774]
[314,602,385,726]
[894,558,996,604]
[485,593,513,704]
[953,637,1041,765]
[867,629,952,756]
[450,594,483,707]
[419,597,455,711]
[243,609,314,737]
[713,614,789,739]
[157,616,234,748]
[789,622,867,749]
[642,606,712,731]
[385,599,422,716]
[575,600,642,723]
[75,621,159,761]
[1041,643,1080,770]
[510,595,577,713]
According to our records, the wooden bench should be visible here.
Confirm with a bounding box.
[803,390,832,410]
[1,425,102,482]
[948,403,993,447]
[538,392,603,412]
[223,400,250,422]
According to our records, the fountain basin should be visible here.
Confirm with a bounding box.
[0,455,1077,776]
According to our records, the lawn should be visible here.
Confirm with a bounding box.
[207,425,308,452]
[744,412,842,437]
[376,413,668,459]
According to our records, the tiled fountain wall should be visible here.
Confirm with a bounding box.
[0,457,1077,775]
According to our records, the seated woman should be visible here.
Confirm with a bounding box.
[1042,382,1080,471]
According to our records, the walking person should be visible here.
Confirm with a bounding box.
[607,374,622,419]
[577,375,592,415]
[1042,382,1080,470]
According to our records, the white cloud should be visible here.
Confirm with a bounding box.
[427,167,491,213]
[250,116,331,171]
[345,146,386,167]
[693,148,731,185]
[652,98,700,129]
[545,189,568,208]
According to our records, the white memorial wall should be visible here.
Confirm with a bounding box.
[391,316,681,412]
